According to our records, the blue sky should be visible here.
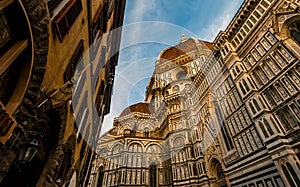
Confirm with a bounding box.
[101,0,244,134]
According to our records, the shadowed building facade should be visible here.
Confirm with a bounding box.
[92,0,300,186]
[0,0,125,186]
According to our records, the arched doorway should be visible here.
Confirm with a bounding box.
[209,158,227,187]
[150,162,157,187]
[97,166,104,187]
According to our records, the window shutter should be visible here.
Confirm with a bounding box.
[54,0,83,42]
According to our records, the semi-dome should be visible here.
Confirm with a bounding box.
[119,102,151,117]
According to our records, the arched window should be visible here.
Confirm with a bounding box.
[235,65,241,74]
[253,99,261,111]
[247,77,255,89]
[259,121,269,138]
[249,102,256,114]
[232,68,237,77]
[150,163,157,187]
[193,163,198,176]
[270,116,281,133]
[287,163,300,185]
[282,164,296,187]
[289,21,300,44]
[144,128,150,137]
[282,163,300,187]
[239,82,246,95]
[263,118,274,136]
[242,79,250,92]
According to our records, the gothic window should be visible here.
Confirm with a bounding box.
[289,21,300,45]
[193,163,198,176]
[262,91,275,108]
[282,163,300,187]
[258,96,267,109]
[235,64,241,74]
[259,118,275,139]
[232,68,237,77]
[248,98,262,115]
[263,118,274,136]
[281,107,299,128]
[253,98,261,111]
[242,79,251,92]
[239,82,246,95]
[276,111,293,132]
[249,102,256,115]
[251,72,263,88]
[247,77,255,89]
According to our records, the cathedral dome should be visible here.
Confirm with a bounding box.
[119,102,151,117]
[157,37,213,63]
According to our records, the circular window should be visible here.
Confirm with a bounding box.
[176,71,187,80]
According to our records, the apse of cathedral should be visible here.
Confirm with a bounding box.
[90,0,300,187]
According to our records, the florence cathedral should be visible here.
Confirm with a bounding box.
[89,0,300,186]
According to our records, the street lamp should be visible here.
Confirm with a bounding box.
[16,136,41,172]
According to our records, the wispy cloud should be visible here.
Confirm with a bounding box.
[125,0,164,23]
[198,1,243,41]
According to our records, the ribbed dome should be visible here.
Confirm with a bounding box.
[158,38,213,63]
[119,102,151,117]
